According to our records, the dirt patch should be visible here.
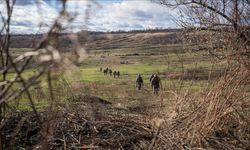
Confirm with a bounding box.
[67,94,112,105]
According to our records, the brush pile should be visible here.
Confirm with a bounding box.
[1,94,153,149]
[1,68,249,149]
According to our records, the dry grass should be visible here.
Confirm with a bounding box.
[1,94,155,149]
[1,1,250,149]
[152,66,250,149]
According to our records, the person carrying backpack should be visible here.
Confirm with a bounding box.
[136,74,143,90]
[151,74,161,96]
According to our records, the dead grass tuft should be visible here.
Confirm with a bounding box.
[153,66,250,149]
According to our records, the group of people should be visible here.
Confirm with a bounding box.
[100,67,120,78]
[99,67,161,96]
[136,74,161,96]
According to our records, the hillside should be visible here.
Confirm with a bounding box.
[8,31,181,50]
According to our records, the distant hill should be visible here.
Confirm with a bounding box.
[8,30,182,50]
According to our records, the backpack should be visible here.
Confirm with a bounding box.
[152,76,160,86]
[136,76,143,83]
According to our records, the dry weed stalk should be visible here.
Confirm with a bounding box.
[0,0,249,149]
[149,1,250,149]
[154,66,250,149]
[0,0,95,115]
[0,0,97,149]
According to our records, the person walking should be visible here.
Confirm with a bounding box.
[109,69,112,76]
[113,71,117,78]
[104,67,109,75]
[117,71,120,78]
[136,74,144,90]
[151,74,161,96]
[149,74,154,90]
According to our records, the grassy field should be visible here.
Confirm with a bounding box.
[7,42,228,113]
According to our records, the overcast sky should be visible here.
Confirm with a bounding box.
[0,0,179,34]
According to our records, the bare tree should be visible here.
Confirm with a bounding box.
[154,0,249,65]
[147,1,250,149]
[0,0,92,116]
[0,0,98,148]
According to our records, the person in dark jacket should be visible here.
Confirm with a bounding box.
[151,74,161,96]
[109,69,112,76]
[117,71,120,78]
[113,71,117,78]
[136,74,144,90]
[149,74,154,89]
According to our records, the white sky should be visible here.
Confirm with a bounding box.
[0,0,179,34]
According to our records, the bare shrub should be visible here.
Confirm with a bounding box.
[0,0,96,148]
[150,0,250,149]
[0,0,249,149]
[153,66,250,149]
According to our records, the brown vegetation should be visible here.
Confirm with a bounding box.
[7,31,181,51]
[1,94,154,149]
[156,67,250,149]
[0,0,250,149]
[165,68,225,80]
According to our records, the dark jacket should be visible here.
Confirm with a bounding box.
[136,76,143,84]
[151,76,160,88]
